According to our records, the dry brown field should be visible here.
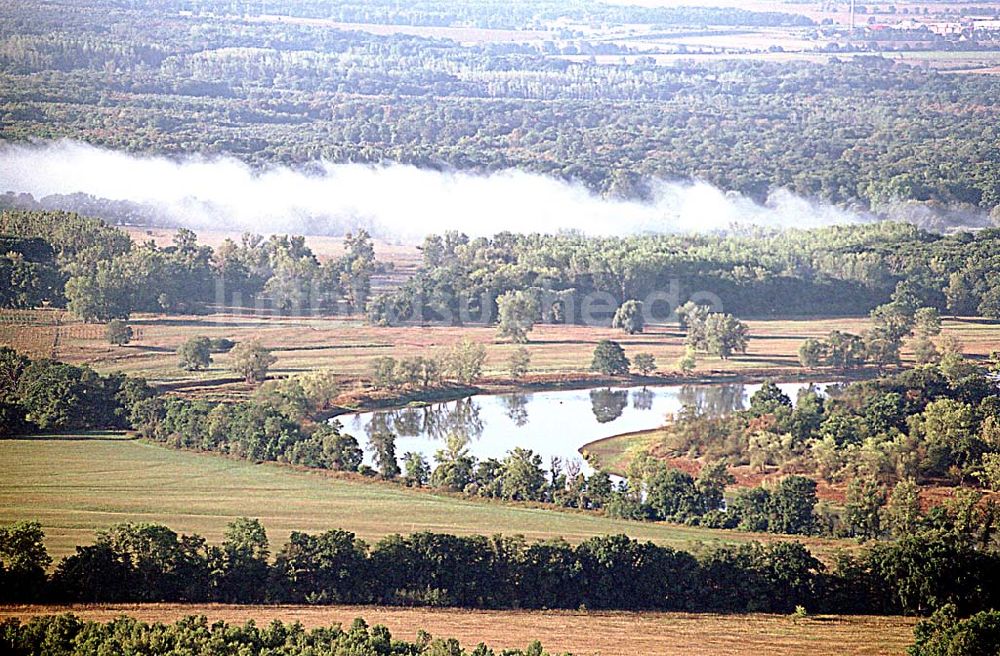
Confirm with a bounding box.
[2,310,994,391]
[0,604,918,656]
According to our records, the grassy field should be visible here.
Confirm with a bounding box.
[0,437,853,561]
[0,604,917,656]
[583,428,661,477]
[1,309,995,390]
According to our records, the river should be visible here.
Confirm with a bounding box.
[340,381,832,473]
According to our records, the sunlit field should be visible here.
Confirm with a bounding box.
[2,309,995,392]
[0,604,917,656]
[0,436,854,561]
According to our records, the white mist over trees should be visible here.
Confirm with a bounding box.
[0,140,865,240]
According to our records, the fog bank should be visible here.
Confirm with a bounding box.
[0,140,866,239]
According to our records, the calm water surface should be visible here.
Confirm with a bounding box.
[342,382,831,473]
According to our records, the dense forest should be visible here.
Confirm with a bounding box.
[1,0,999,222]
[372,225,1000,321]
[167,0,816,29]
[5,210,1000,320]
[0,210,378,317]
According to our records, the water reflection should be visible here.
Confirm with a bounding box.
[631,387,654,411]
[426,397,484,440]
[500,394,529,427]
[360,397,485,442]
[344,381,831,475]
[364,411,393,439]
[390,407,423,437]
[676,383,747,418]
[589,388,629,424]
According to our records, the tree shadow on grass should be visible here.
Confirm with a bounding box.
[4,432,137,442]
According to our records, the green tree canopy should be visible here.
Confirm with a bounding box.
[612,299,644,335]
[591,340,630,376]
[496,290,540,343]
[228,341,276,385]
[177,336,213,371]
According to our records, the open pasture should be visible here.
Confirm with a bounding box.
[0,436,853,561]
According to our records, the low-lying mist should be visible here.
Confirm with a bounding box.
[0,139,915,240]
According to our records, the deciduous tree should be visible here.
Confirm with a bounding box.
[496,290,539,343]
[105,319,132,347]
[612,299,644,334]
[632,352,656,376]
[229,340,276,384]
[177,337,212,371]
[591,340,629,376]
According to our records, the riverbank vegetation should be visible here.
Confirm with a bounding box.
[0,435,856,564]
[646,363,1000,491]
[0,348,813,538]
[5,344,999,546]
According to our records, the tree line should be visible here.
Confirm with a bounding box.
[3,518,1000,617]
[369,226,1000,325]
[0,210,377,318]
[798,287,964,370]
[0,346,153,435]
[6,212,1000,324]
[0,613,557,656]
